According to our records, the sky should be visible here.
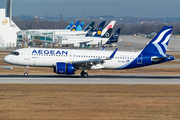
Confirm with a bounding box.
[0,0,180,18]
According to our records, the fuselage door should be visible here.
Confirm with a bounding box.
[24,50,30,60]
[137,54,142,64]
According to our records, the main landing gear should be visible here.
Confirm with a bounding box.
[81,71,88,78]
[24,66,29,77]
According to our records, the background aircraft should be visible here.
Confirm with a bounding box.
[57,28,120,47]
[65,22,73,30]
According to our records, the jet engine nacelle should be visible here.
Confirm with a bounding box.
[54,62,75,74]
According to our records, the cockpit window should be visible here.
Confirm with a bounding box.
[10,52,19,56]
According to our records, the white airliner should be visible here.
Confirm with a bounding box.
[4,26,174,77]
[58,27,120,47]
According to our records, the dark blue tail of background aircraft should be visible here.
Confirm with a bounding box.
[85,27,93,37]
[93,21,106,37]
[83,21,95,32]
[101,28,112,38]
[105,28,121,44]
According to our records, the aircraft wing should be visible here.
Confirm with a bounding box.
[70,48,118,70]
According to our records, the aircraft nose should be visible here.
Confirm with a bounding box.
[3,55,12,63]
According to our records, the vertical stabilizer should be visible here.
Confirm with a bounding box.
[71,20,80,31]
[85,27,93,37]
[0,9,20,47]
[105,28,121,44]
[93,21,106,37]
[101,28,112,38]
[65,22,73,30]
[101,21,116,36]
[83,21,95,32]
[141,26,173,56]
[76,22,84,31]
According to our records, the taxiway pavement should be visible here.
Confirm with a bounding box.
[0,75,180,84]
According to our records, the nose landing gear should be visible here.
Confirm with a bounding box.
[24,66,29,77]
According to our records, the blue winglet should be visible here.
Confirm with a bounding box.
[109,48,118,59]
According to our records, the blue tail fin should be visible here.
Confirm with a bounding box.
[71,20,80,31]
[80,22,84,28]
[93,21,106,37]
[85,27,93,37]
[83,21,95,32]
[141,26,173,56]
[76,22,84,31]
[105,28,121,44]
[65,22,73,30]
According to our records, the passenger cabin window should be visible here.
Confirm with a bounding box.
[10,52,19,56]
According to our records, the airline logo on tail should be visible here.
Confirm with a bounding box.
[141,26,173,57]
[152,28,172,56]
[72,25,76,31]
[97,31,102,35]
[104,32,110,38]
[2,19,8,25]
[107,25,112,30]
[113,31,119,39]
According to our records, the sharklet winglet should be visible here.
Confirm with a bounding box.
[106,48,118,60]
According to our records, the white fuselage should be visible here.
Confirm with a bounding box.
[4,48,140,70]
[59,36,108,46]
[26,29,87,36]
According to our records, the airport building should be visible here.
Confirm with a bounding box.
[0,0,110,48]
[16,30,60,47]
[0,6,58,48]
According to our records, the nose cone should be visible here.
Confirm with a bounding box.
[3,55,12,64]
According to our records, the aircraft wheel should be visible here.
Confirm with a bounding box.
[24,72,28,77]
[81,71,88,78]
